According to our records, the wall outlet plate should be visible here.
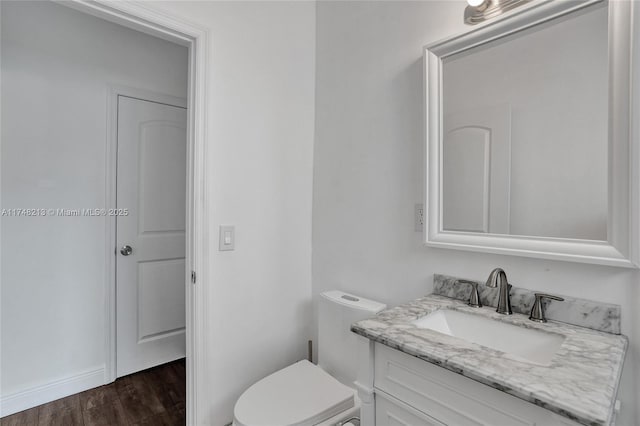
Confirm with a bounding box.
[415,203,424,232]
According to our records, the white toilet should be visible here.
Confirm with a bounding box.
[233,291,386,426]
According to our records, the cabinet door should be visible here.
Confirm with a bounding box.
[376,393,445,426]
[374,343,581,426]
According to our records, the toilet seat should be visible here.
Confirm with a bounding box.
[233,360,355,426]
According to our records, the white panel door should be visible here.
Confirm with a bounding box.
[443,105,511,234]
[116,95,187,377]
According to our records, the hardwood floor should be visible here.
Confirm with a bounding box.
[1,359,185,426]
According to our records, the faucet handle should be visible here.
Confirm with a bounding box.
[456,279,482,308]
[529,293,564,323]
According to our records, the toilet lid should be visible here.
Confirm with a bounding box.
[233,360,355,426]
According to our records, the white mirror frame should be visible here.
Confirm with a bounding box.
[424,0,639,268]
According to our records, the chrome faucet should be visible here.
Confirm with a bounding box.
[485,268,512,315]
[456,279,482,308]
[529,293,564,323]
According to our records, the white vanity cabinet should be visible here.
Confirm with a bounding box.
[362,343,583,426]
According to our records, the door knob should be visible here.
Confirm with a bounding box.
[120,245,133,256]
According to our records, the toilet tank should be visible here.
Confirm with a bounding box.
[318,291,386,386]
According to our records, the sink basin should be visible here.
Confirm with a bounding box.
[412,309,564,366]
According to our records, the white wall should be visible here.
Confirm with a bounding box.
[1,0,188,410]
[313,2,639,425]
[128,2,316,424]
[444,6,608,239]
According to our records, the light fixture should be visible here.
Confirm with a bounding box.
[467,0,488,7]
[464,0,532,25]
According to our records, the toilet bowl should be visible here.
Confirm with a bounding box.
[232,291,386,426]
[233,359,360,426]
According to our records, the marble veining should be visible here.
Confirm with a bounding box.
[352,295,627,426]
[433,274,621,334]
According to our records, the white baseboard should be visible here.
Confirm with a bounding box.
[0,366,105,418]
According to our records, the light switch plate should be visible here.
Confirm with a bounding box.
[219,225,235,251]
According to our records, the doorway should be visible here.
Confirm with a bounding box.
[0,1,207,423]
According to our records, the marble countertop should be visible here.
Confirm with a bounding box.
[351,294,628,426]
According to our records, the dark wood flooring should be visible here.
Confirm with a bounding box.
[1,359,185,426]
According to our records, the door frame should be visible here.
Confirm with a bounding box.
[59,2,210,425]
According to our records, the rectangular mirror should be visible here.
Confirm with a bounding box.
[424,0,639,267]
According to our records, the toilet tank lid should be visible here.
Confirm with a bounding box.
[320,291,386,313]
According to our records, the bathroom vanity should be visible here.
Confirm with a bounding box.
[351,0,634,420]
[351,277,627,426]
